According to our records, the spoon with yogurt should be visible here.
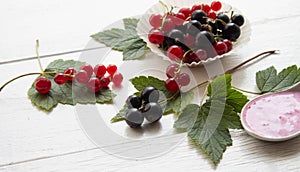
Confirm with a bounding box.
[241,84,300,142]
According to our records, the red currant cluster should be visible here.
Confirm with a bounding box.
[35,64,123,94]
[165,63,190,92]
[147,1,244,64]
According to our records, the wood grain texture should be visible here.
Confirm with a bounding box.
[1,0,300,171]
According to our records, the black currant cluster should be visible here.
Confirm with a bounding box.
[125,86,163,128]
[148,1,245,63]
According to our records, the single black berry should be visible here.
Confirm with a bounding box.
[126,95,142,109]
[186,20,202,36]
[195,30,216,47]
[191,10,207,24]
[223,23,241,41]
[143,102,163,123]
[232,14,245,26]
[168,29,184,43]
[216,13,229,30]
[141,86,159,103]
[125,108,144,128]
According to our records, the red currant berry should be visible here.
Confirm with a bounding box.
[208,11,217,19]
[167,45,184,61]
[162,18,176,33]
[184,33,195,48]
[174,13,186,26]
[166,63,179,78]
[148,29,164,44]
[80,64,93,77]
[35,76,51,94]
[75,70,90,84]
[223,39,233,52]
[176,73,190,86]
[165,78,179,92]
[54,73,66,85]
[106,64,117,75]
[191,4,202,13]
[179,7,192,19]
[112,72,123,86]
[100,77,110,88]
[195,49,208,61]
[94,64,106,78]
[64,67,76,81]
[184,51,200,63]
[86,78,101,93]
[214,42,228,55]
[211,1,222,11]
[149,14,163,28]
[202,4,211,14]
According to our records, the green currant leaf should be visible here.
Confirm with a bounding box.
[28,59,116,112]
[130,76,168,92]
[111,105,127,123]
[122,39,149,60]
[123,18,139,31]
[173,104,200,131]
[165,91,194,115]
[256,65,300,93]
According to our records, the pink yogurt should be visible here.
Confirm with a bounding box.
[242,92,300,140]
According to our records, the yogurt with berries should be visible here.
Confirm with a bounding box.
[241,92,300,141]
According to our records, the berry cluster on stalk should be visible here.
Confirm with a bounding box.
[148,1,245,64]
[125,86,163,128]
[35,64,123,94]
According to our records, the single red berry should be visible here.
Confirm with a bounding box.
[162,18,176,33]
[94,64,106,78]
[106,64,117,75]
[167,45,184,61]
[208,11,217,19]
[75,70,90,84]
[202,4,211,14]
[174,12,186,26]
[179,7,192,19]
[100,77,110,88]
[86,78,101,93]
[191,4,202,13]
[223,39,233,52]
[148,29,165,44]
[195,49,208,61]
[166,63,179,78]
[165,78,179,92]
[214,42,228,55]
[80,64,93,77]
[35,76,51,94]
[64,67,76,81]
[112,72,123,86]
[54,73,66,85]
[149,14,163,28]
[211,1,222,11]
[176,73,190,86]
[184,33,195,48]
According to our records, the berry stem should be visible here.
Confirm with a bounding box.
[36,40,44,74]
[225,50,279,74]
[199,84,209,106]
[174,50,192,76]
[232,86,262,95]
[159,91,179,104]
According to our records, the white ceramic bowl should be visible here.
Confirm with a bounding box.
[136,0,252,67]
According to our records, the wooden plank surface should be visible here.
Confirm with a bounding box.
[1,0,300,171]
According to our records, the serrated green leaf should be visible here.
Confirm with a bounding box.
[165,91,194,115]
[123,18,139,31]
[28,59,116,111]
[208,74,231,99]
[256,65,300,93]
[226,89,249,113]
[130,76,167,92]
[123,39,148,60]
[111,105,127,123]
[174,104,200,131]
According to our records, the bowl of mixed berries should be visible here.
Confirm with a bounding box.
[137,0,250,67]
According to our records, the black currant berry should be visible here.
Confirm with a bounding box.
[186,20,202,36]
[232,14,245,26]
[125,108,144,128]
[168,29,184,43]
[191,10,207,24]
[143,102,163,123]
[216,13,229,30]
[141,86,159,103]
[207,21,218,34]
[160,36,175,51]
[126,95,142,109]
[222,23,241,41]
[195,31,216,47]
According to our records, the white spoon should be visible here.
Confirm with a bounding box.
[241,87,300,142]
